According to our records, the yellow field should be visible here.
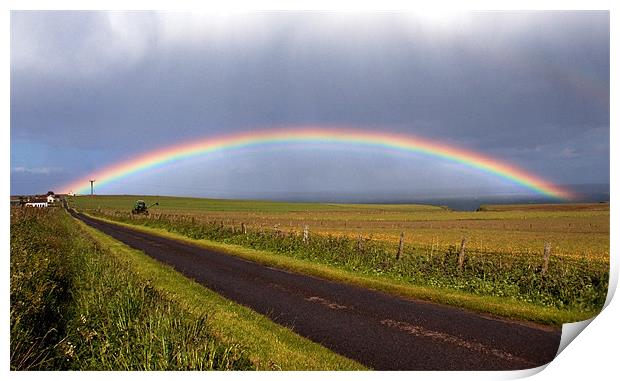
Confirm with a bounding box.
[72,196,609,262]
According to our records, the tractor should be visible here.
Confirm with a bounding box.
[131,200,158,215]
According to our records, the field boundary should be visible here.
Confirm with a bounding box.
[71,211,366,370]
[78,211,594,326]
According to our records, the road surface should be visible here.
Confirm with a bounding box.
[69,210,561,370]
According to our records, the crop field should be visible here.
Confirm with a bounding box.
[73,195,609,261]
[71,195,609,322]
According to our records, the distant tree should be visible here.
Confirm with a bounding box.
[46,191,55,196]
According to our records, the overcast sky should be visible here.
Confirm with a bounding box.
[10,11,609,199]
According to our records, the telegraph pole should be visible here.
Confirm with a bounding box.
[90,179,95,196]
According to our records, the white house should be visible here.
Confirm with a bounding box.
[47,195,56,203]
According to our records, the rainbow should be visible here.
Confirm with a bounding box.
[60,127,576,200]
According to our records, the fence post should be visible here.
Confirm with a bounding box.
[457,237,467,271]
[542,242,551,276]
[396,231,404,260]
[241,222,247,235]
[303,225,309,244]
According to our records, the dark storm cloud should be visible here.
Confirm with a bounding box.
[10,11,609,195]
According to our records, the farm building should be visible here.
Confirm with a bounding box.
[46,191,61,204]
[10,193,64,208]
[25,197,48,208]
[43,191,66,204]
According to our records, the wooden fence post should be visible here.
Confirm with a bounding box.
[542,242,551,276]
[241,222,247,235]
[303,225,309,244]
[396,231,404,260]
[457,237,467,271]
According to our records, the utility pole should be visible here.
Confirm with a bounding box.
[90,179,95,196]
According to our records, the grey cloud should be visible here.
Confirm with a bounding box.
[10,11,610,196]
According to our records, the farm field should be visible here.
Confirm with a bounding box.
[71,195,610,323]
[72,195,610,261]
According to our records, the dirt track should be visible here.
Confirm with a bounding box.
[70,210,561,370]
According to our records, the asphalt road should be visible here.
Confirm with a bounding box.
[70,210,561,370]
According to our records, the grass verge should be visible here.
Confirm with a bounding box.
[10,208,73,369]
[83,212,597,326]
[74,214,366,370]
[10,208,253,370]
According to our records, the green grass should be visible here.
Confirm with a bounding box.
[66,233,253,370]
[72,194,445,213]
[81,212,600,326]
[10,208,74,369]
[10,207,253,370]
